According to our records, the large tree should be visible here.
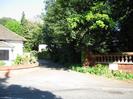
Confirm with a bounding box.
[111,0,133,51]
[43,0,84,63]
[42,0,132,64]
[67,1,116,53]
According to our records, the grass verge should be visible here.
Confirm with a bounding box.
[70,64,133,80]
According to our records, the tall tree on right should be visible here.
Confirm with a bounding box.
[111,0,133,51]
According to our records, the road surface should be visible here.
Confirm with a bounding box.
[0,61,133,99]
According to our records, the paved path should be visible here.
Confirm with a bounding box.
[0,61,133,99]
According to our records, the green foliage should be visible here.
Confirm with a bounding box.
[19,12,43,51]
[23,22,43,51]
[42,0,117,64]
[42,0,83,63]
[14,53,37,65]
[21,12,27,26]
[112,71,133,80]
[0,13,43,52]
[67,1,116,53]
[37,51,50,60]
[105,0,133,52]
[30,51,38,59]
[14,55,23,65]
[67,14,82,29]
[5,20,22,35]
[0,17,22,35]
[41,1,90,63]
[0,61,6,66]
[71,64,133,80]
[42,0,133,64]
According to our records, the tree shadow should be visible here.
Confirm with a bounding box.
[38,59,69,70]
[0,78,62,99]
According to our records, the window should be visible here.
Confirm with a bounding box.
[0,50,9,60]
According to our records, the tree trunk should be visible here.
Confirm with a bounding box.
[82,49,95,67]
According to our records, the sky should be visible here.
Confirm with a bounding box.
[0,0,44,21]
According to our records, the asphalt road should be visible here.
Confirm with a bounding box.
[0,61,133,99]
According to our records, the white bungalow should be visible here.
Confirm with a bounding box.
[0,25,25,65]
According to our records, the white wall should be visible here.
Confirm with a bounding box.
[0,41,24,66]
[38,44,47,52]
[7,40,24,60]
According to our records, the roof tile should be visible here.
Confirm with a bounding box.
[0,24,25,41]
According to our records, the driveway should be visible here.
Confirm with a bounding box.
[0,60,133,99]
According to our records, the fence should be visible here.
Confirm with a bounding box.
[94,52,133,64]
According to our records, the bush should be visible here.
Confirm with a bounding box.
[112,71,133,80]
[30,51,38,59]
[14,53,37,65]
[70,64,133,80]
[37,51,50,60]
[14,55,23,65]
[0,61,5,66]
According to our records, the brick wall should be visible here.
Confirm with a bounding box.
[118,64,133,73]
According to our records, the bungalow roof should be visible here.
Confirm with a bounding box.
[0,24,25,41]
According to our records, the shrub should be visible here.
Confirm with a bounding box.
[0,61,5,66]
[14,55,23,65]
[112,71,133,80]
[14,53,37,65]
[70,64,133,80]
[30,51,38,59]
[37,51,50,60]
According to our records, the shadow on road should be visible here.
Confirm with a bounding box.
[0,78,62,99]
[38,59,68,70]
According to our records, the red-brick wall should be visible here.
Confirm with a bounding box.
[118,64,133,73]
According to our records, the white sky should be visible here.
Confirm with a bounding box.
[0,0,44,21]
